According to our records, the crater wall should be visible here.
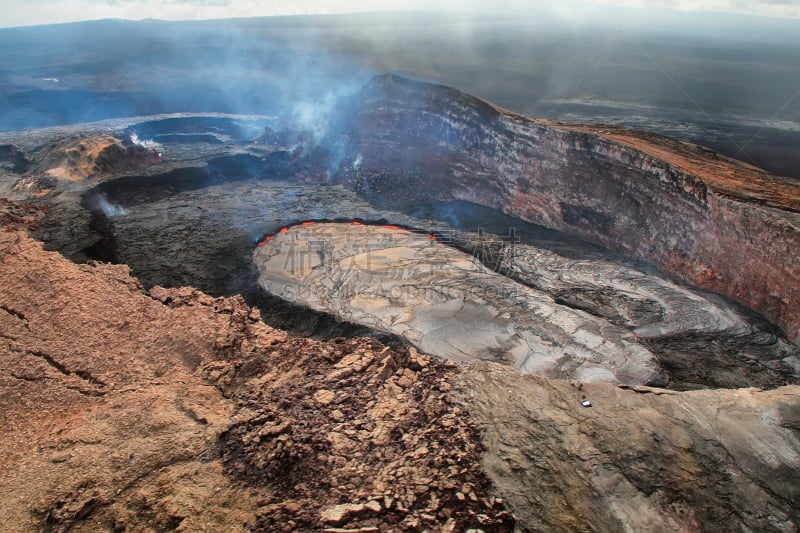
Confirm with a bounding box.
[332,75,800,344]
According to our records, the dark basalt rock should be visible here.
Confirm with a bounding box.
[0,144,30,173]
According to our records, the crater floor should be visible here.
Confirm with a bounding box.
[253,221,797,387]
[254,222,660,384]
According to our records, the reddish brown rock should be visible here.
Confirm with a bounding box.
[0,201,513,532]
[334,74,800,344]
[25,133,160,182]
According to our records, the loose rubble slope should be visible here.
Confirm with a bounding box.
[0,202,511,532]
[2,201,799,532]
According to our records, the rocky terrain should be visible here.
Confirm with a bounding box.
[0,203,514,532]
[253,220,797,390]
[1,104,794,390]
[2,199,799,532]
[331,74,800,345]
[0,73,799,531]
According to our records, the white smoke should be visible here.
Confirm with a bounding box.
[288,81,363,144]
[129,132,162,151]
[93,194,128,217]
[289,94,337,144]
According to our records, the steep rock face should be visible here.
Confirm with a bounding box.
[333,74,800,344]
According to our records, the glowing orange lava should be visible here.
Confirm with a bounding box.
[259,221,434,249]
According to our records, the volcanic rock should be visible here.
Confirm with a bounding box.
[1,75,799,531]
[462,364,800,532]
[24,133,160,182]
[1,107,794,389]
[1,200,798,532]
[320,503,366,525]
[254,220,796,388]
[331,74,800,345]
[0,144,30,173]
[253,222,661,385]
[0,202,513,532]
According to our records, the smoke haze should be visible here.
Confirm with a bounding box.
[0,9,798,176]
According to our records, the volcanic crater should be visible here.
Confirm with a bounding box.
[2,74,800,531]
[5,74,793,390]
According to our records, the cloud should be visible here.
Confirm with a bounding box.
[579,0,800,17]
[1,0,799,28]
[170,0,231,5]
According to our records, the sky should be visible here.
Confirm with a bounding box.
[0,0,799,28]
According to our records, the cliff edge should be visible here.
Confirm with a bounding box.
[334,74,800,345]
